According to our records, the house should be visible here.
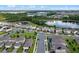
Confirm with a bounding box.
[53,15,63,19]
[23,39,32,50]
[74,31,79,35]
[8,38,15,43]
[5,42,13,48]
[36,12,47,16]
[0,26,12,32]
[0,39,3,43]
[55,29,62,34]
[36,28,41,31]
[64,29,72,35]
[27,13,35,17]
[0,42,4,47]
[42,27,48,32]
[0,35,10,43]
[23,42,32,50]
[31,26,36,30]
[15,37,25,43]
[14,43,21,49]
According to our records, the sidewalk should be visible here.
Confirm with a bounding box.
[33,34,38,53]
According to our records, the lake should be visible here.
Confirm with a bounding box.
[45,21,79,29]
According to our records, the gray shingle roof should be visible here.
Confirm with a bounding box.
[24,42,32,47]
[14,43,21,46]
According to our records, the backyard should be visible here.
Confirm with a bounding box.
[10,30,37,53]
[17,46,23,53]
[0,46,5,52]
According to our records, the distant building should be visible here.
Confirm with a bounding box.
[27,13,35,17]
[36,12,47,16]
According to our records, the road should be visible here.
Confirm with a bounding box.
[37,32,46,53]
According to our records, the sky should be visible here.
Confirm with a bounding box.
[0,5,79,10]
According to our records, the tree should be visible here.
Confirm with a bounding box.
[53,25,56,33]
[62,28,64,34]
[17,34,19,38]
[20,17,32,21]
[21,30,24,33]
[47,12,56,16]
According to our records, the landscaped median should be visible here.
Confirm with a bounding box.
[65,36,79,53]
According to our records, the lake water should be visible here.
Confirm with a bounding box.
[45,21,79,29]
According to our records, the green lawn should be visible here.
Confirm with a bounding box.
[16,46,23,53]
[10,31,20,38]
[10,31,36,39]
[0,46,5,52]
[23,32,36,39]
[10,33,20,38]
[65,36,79,53]
[0,32,6,35]
[6,47,14,52]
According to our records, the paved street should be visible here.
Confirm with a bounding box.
[37,32,46,53]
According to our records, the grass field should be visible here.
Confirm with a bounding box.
[23,32,35,38]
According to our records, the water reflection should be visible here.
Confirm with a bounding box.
[45,21,79,29]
